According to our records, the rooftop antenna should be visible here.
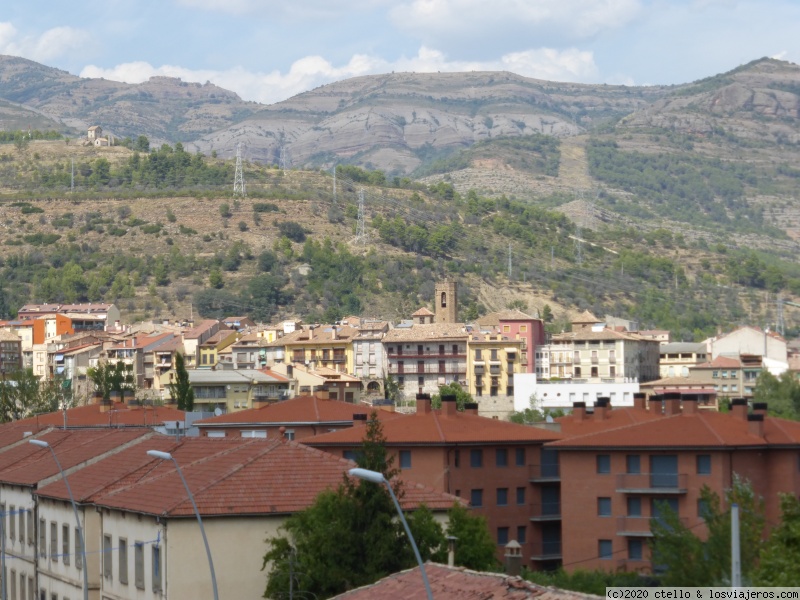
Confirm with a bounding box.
[233,143,246,197]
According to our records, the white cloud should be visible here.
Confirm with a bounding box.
[391,0,642,43]
[173,0,390,17]
[0,22,85,62]
[80,46,597,104]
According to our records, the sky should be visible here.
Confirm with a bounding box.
[1,0,798,105]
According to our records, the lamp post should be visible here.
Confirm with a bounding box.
[348,467,433,600]
[147,450,218,600]
[29,439,88,600]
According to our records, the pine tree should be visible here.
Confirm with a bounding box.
[167,353,194,411]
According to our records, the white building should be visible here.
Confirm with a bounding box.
[514,373,640,412]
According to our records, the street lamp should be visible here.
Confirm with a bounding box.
[147,450,218,600]
[348,467,433,600]
[29,439,88,600]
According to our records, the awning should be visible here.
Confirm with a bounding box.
[56,366,65,374]
[504,347,518,353]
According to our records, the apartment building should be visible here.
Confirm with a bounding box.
[0,330,22,375]
[549,394,800,573]
[17,303,121,332]
[303,395,562,565]
[31,435,457,600]
[352,319,389,397]
[182,320,225,369]
[183,368,293,413]
[197,329,240,368]
[384,323,468,401]
[105,332,175,393]
[474,309,545,374]
[658,342,708,378]
[467,332,523,418]
[282,324,357,373]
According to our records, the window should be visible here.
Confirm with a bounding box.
[697,454,711,475]
[496,449,508,467]
[19,510,25,545]
[497,526,509,545]
[19,572,25,600]
[152,546,162,593]
[9,569,14,600]
[26,512,33,546]
[62,525,70,565]
[399,450,412,469]
[517,525,527,544]
[454,449,460,468]
[626,455,640,474]
[285,429,295,441]
[515,448,525,466]
[516,487,526,505]
[497,488,508,506]
[119,537,128,584]
[50,521,58,562]
[103,534,112,579]
[343,450,357,461]
[9,505,14,540]
[628,538,643,560]
[599,539,613,560]
[597,497,612,517]
[627,497,642,517]
[75,527,82,570]
[470,449,483,468]
[470,489,483,507]
[596,454,611,474]
[27,577,32,600]
[38,518,46,558]
[134,542,145,589]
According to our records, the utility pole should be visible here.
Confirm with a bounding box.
[355,188,366,245]
[508,243,512,280]
[777,294,785,336]
[233,143,246,197]
[71,158,74,193]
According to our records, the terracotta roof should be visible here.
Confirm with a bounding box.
[195,395,386,427]
[76,438,458,516]
[13,403,186,429]
[412,307,435,317]
[0,330,21,342]
[153,337,184,352]
[383,323,468,343]
[303,408,561,446]
[556,407,663,437]
[282,325,357,345]
[332,563,601,600]
[552,328,653,342]
[639,376,715,388]
[475,309,536,327]
[0,429,151,487]
[200,329,237,346]
[183,320,221,339]
[693,355,743,369]
[550,410,800,449]
[573,310,600,323]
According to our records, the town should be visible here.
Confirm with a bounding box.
[0,278,797,598]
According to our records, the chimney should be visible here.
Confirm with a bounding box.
[332,327,337,341]
[649,394,664,415]
[504,540,522,576]
[98,399,112,413]
[752,402,768,417]
[681,393,699,415]
[441,394,458,416]
[315,389,330,400]
[416,393,432,414]
[572,401,587,421]
[464,402,479,415]
[731,398,748,420]
[594,397,610,420]
[447,536,457,568]
[109,390,121,405]
[633,392,647,410]
[663,392,682,416]
[747,413,764,437]
[308,326,313,340]
[124,390,139,409]
[353,413,368,427]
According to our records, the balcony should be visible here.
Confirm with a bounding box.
[529,464,560,482]
[529,503,561,521]
[389,364,466,375]
[529,540,562,561]
[616,473,688,494]
[387,349,465,359]
[617,516,689,537]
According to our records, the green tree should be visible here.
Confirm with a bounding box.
[86,362,136,401]
[445,502,498,571]
[753,494,800,585]
[0,368,64,422]
[752,370,800,419]
[167,352,194,411]
[651,475,764,585]
[262,413,444,599]
[431,381,473,410]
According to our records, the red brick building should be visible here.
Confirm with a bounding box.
[549,394,800,573]
[302,395,562,564]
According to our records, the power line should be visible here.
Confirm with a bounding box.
[233,143,246,198]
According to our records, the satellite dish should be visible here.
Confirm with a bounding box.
[214,408,223,416]
[545,415,554,423]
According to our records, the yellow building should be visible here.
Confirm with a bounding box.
[197,329,240,368]
[467,332,523,398]
[282,324,357,374]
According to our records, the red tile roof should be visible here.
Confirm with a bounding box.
[67,437,459,517]
[693,355,744,369]
[557,407,663,437]
[550,410,800,449]
[332,563,600,600]
[194,395,394,427]
[0,429,151,487]
[13,403,185,428]
[303,408,561,446]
